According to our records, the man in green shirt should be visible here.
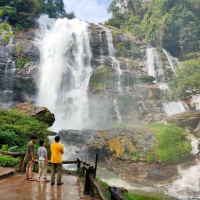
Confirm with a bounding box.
[25,136,37,181]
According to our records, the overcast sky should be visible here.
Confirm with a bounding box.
[63,0,112,24]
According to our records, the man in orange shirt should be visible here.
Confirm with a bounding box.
[50,136,64,185]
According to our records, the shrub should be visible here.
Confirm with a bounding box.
[0,154,19,167]
[154,124,191,163]
[0,109,50,153]
[139,75,155,83]
[145,152,155,164]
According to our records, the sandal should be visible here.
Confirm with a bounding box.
[44,178,50,182]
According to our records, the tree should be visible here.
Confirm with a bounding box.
[169,58,200,99]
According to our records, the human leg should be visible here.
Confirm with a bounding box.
[51,163,56,185]
[56,163,63,185]
[26,161,35,180]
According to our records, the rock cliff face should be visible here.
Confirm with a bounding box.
[0,22,180,126]
[0,29,38,107]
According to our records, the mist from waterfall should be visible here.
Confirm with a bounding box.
[36,15,92,131]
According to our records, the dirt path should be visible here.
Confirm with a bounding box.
[0,173,91,200]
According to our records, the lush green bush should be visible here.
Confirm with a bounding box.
[0,109,50,153]
[106,0,200,59]
[0,0,70,28]
[0,154,19,167]
[169,58,200,100]
[154,124,191,163]
[145,152,155,164]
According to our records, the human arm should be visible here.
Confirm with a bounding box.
[61,145,64,155]
[30,151,34,162]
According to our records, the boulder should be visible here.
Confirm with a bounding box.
[16,40,40,61]
[167,110,200,129]
[14,102,55,127]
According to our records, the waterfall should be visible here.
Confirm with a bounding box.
[162,49,178,72]
[0,59,16,109]
[146,48,156,78]
[36,15,92,131]
[160,162,200,200]
[157,135,200,199]
[162,101,189,117]
[113,98,121,123]
[146,47,188,117]
[102,26,122,93]
[0,26,15,109]
[102,26,122,121]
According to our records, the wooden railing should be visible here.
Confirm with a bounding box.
[0,149,25,172]
[0,150,127,200]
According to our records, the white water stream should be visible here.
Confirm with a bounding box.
[102,26,122,121]
[36,15,92,131]
[146,47,188,117]
[0,27,15,109]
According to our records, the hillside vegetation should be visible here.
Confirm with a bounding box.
[106,0,200,59]
[0,0,75,28]
[106,0,200,100]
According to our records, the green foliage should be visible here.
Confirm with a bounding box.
[0,154,19,167]
[0,108,50,153]
[0,0,69,28]
[17,56,28,69]
[0,23,14,43]
[1,144,8,151]
[124,192,162,200]
[106,0,200,58]
[154,124,191,163]
[145,152,155,164]
[169,58,200,99]
[129,150,140,161]
[139,75,155,83]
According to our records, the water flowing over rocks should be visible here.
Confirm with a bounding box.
[14,102,55,126]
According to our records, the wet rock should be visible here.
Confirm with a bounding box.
[167,110,200,129]
[16,40,40,61]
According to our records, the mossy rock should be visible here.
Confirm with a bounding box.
[14,102,55,127]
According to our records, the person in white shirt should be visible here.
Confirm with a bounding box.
[37,141,50,182]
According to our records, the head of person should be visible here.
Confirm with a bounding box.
[39,140,45,147]
[54,136,60,142]
[31,136,37,144]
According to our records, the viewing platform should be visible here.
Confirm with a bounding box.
[0,167,91,200]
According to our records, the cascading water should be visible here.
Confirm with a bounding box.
[162,49,178,72]
[113,98,121,123]
[36,15,92,131]
[102,26,122,121]
[0,27,15,109]
[146,47,188,116]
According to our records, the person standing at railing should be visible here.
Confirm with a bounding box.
[50,135,64,185]
[25,136,37,181]
[36,140,50,182]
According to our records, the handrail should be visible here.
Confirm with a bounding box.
[0,150,25,172]
[0,149,25,156]
[88,174,107,200]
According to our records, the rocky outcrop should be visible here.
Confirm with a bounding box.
[167,110,200,129]
[86,128,156,162]
[14,102,55,126]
